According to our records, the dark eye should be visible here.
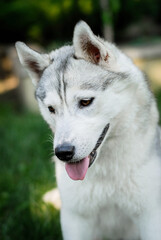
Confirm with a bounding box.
[79,98,94,108]
[48,106,55,113]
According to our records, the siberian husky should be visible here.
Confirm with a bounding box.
[16,21,161,240]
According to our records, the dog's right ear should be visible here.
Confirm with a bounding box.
[15,42,50,86]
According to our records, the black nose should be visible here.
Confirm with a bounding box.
[55,142,75,161]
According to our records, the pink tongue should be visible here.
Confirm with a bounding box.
[65,157,90,180]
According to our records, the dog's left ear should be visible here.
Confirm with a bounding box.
[73,21,109,65]
[15,42,50,86]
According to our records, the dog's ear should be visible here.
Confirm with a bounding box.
[15,42,50,86]
[73,21,109,65]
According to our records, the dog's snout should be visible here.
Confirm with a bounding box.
[55,142,75,161]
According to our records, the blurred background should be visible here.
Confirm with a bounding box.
[0,0,161,239]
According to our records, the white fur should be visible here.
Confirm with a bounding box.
[16,21,161,240]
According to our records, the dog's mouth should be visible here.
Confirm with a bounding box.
[65,123,110,181]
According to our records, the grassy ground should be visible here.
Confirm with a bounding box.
[1,87,161,240]
[0,104,62,240]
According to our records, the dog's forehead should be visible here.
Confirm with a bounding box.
[36,46,74,100]
[49,45,74,70]
[36,45,126,102]
[49,45,101,82]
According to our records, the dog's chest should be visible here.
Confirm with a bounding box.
[64,167,143,219]
[57,155,143,216]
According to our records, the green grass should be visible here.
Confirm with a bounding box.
[0,105,62,240]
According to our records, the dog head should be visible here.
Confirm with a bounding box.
[16,21,138,180]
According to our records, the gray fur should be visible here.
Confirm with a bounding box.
[37,46,74,102]
[35,81,46,100]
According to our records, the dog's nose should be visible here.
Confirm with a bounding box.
[55,142,75,161]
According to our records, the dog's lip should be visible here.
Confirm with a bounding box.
[88,123,110,167]
[89,150,97,167]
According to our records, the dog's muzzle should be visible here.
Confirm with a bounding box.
[64,123,110,181]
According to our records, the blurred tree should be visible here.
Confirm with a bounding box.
[0,0,101,44]
[100,0,121,41]
[100,0,113,41]
[0,0,160,44]
[116,0,161,41]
